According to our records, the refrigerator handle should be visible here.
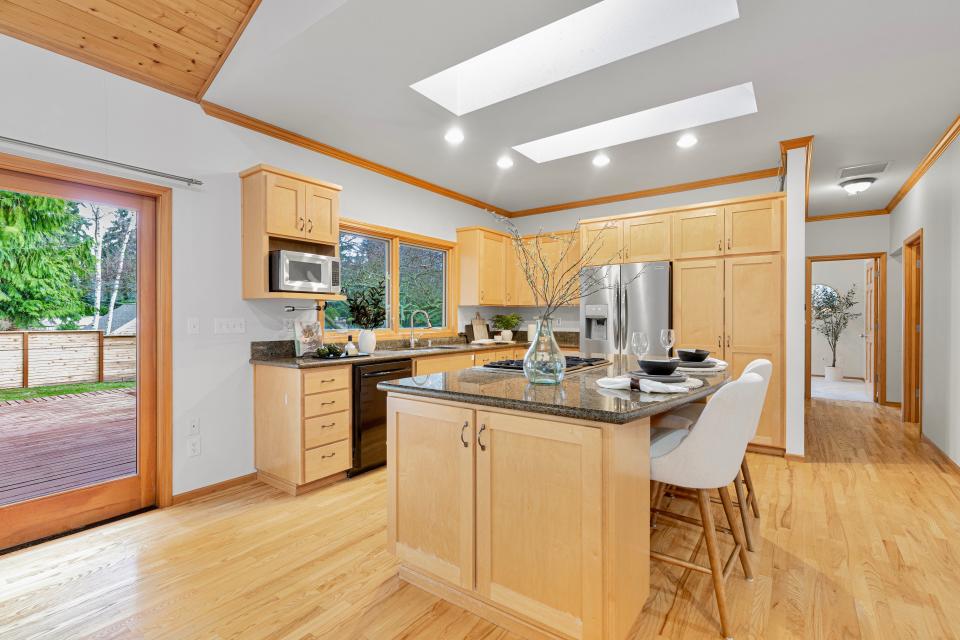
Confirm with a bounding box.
[621,287,629,350]
[613,279,621,352]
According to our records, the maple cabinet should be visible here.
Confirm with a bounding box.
[672,206,724,259]
[724,198,781,255]
[625,212,672,261]
[457,228,508,306]
[673,258,724,354]
[579,219,623,266]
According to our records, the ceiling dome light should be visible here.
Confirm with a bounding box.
[444,127,464,144]
[676,133,698,148]
[497,155,514,169]
[592,153,611,167]
[840,177,876,195]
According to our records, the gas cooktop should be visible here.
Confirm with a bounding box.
[483,356,610,373]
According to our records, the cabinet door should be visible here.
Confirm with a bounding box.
[479,232,506,305]
[476,411,603,639]
[672,207,723,259]
[579,220,623,266]
[625,213,671,262]
[304,184,339,244]
[414,353,475,375]
[264,173,305,239]
[504,238,521,306]
[725,255,783,448]
[724,199,781,255]
[516,239,536,306]
[559,232,581,306]
[673,259,724,354]
[387,398,475,589]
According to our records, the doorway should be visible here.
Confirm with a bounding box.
[0,153,171,549]
[902,229,923,428]
[805,253,887,403]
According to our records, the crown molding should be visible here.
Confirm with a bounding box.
[780,135,814,215]
[886,113,960,213]
[805,209,888,223]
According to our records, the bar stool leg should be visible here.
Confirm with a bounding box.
[733,475,755,552]
[697,489,733,639]
[718,486,753,581]
[741,459,760,518]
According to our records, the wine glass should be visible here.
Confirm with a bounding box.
[629,331,649,364]
[659,329,676,358]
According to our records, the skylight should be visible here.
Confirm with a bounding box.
[410,0,740,116]
[513,82,758,163]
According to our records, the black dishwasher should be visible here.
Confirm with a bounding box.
[349,359,413,476]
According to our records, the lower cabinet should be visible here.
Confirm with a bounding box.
[253,365,352,494]
[414,353,475,375]
[387,396,621,640]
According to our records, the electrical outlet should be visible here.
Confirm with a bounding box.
[188,417,200,436]
[213,318,246,334]
[186,317,200,335]
[187,435,202,457]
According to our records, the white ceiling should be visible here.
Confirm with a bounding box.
[207,0,960,215]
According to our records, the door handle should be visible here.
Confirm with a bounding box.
[298,216,305,230]
[727,238,731,250]
[726,335,730,348]
[718,335,722,348]
[307,219,313,233]
[460,421,469,448]
[478,424,487,451]
[717,240,722,251]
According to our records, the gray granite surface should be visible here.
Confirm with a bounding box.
[377,358,729,424]
[250,340,536,369]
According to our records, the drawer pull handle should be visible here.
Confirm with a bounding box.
[320,422,336,429]
[321,452,336,459]
[319,378,335,383]
[321,400,336,406]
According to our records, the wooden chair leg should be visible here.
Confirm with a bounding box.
[697,489,733,639]
[718,487,753,581]
[733,475,755,552]
[741,459,760,518]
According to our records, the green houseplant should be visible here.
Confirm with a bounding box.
[346,280,386,353]
[811,283,861,381]
[491,313,521,342]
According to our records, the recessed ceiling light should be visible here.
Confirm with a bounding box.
[840,177,876,195]
[676,133,698,148]
[513,83,756,163]
[444,127,464,145]
[411,0,740,116]
[592,153,611,167]
[496,155,514,169]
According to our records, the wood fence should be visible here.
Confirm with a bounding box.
[0,331,136,389]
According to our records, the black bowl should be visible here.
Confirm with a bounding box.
[677,348,711,363]
[638,358,680,375]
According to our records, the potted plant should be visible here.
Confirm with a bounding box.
[811,283,861,382]
[491,313,521,342]
[346,280,387,354]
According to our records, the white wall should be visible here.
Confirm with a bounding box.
[810,260,868,378]
[0,37,492,494]
[511,178,782,234]
[784,148,806,457]
[887,139,960,463]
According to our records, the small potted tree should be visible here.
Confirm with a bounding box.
[491,313,521,342]
[811,283,861,382]
[346,280,387,354]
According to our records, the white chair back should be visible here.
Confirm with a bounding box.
[742,359,772,437]
[651,373,766,489]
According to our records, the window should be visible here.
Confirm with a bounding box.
[325,221,455,338]
[399,243,446,328]
[324,231,390,331]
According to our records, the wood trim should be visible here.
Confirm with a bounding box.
[576,191,785,226]
[508,167,781,217]
[171,473,258,505]
[343,217,455,250]
[805,209,888,222]
[239,163,342,190]
[784,454,805,463]
[0,151,174,510]
[902,229,923,428]
[883,401,902,409]
[195,0,262,101]
[887,114,960,213]
[804,252,887,405]
[201,101,507,214]
[780,136,814,217]
[747,442,785,457]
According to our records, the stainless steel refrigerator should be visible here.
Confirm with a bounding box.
[579,262,671,361]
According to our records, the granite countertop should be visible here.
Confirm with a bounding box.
[377,357,730,424]
[250,340,534,369]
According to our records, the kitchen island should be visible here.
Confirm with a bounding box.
[379,362,728,640]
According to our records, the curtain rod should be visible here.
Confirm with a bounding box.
[0,135,203,186]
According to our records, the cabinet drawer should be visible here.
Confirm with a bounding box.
[304,439,350,482]
[303,367,350,394]
[304,388,350,417]
[305,411,351,449]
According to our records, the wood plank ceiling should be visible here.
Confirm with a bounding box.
[0,0,261,101]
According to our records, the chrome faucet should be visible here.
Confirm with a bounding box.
[409,310,432,348]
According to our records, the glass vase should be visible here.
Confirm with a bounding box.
[523,317,566,385]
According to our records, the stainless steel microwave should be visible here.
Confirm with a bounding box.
[269,250,341,294]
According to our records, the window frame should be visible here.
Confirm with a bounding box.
[324,218,458,342]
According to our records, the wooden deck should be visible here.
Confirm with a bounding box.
[0,389,136,506]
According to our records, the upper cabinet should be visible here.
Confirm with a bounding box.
[625,213,672,262]
[579,220,623,265]
[241,165,343,300]
[724,199,781,255]
[458,228,508,306]
[672,206,724,259]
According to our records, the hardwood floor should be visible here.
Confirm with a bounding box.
[2,398,960,639]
